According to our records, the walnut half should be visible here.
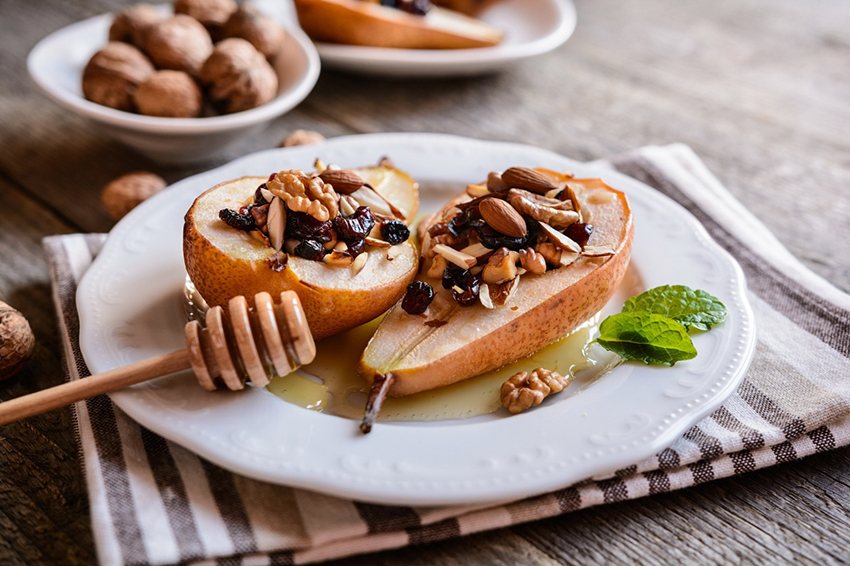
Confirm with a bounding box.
[500,368,569,414]
[267,170,339,222]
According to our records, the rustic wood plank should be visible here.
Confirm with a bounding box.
[0,179,96,565]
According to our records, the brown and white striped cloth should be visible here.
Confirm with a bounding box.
[43,144,850,566]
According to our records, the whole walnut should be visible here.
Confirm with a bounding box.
[109,3,162,47]
[174,0,237,40]
[144,15,213,76]
[133,70,203,117]
[101,171,167,220]
[82,42,155,112]
[223,4,284,58]
[199,38,278,114]
[0,301,35,381]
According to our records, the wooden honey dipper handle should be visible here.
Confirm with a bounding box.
[0,349,191,426]
[0,291,315,426]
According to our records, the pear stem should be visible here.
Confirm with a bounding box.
[360,373,394,434]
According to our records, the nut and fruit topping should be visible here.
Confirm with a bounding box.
[500,367,569,414]
[410,166,618,310]
[218,162,411,270]
[402,281,434,315]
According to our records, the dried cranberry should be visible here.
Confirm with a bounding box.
[254,185,269,205]
[286,211,334,243]
[565,223,593,248]
[448,205,482,239]
[219,208,256,231]
[294,239,326,261]
[402,281,434,315]
[451,270,481,307]
[380,219,410,245]
[442,265,467,290]
[347,239,366,258]
[334,206,375,242]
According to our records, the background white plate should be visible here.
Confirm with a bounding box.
[77,133,755,506]
[304,0,577,77]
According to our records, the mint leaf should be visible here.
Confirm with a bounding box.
[623,285,727,332]
[596,311,697,366]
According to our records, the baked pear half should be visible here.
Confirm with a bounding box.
[293,0,502,49]
[184,161,420,339]
[358,167,633,429]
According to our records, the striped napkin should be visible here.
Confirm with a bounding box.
[43,144,850,566]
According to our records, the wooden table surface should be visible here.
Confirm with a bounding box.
[1,0,849,564]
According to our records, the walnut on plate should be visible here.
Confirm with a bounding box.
[199,38,278,114]
[82,42,155,111]
[500,367,569,414]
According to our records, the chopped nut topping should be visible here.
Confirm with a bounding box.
[434,243,477,269]
[500,367,569,414]
[427,254,448,278]
[539,222,582,253]
[518,248,546,274]
[268,170,339,222]
[509,189,579,229]
[534,242,562,266]
[482,247,518,285]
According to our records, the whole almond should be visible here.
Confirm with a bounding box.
[318,169,365,194]
[502,167,555,194]
[479,198,528,238]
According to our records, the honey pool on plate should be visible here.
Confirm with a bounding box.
[267,313,617,422]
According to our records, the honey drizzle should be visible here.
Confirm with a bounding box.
[267,313,610,423]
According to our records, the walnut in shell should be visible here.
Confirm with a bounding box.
[279,130,325,147]
[223,4,284,58]
[144,15,213,76]
[133,70,203,117]
[101,171,167,220]
[109,3,162,47]
[199,38,278,114]
[0,301,35,381]
[174,0,238,40]
[82,42,155,111]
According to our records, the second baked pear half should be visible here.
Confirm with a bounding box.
[293,0,503,49]
[184,160,420,339]
[360,167,633,399]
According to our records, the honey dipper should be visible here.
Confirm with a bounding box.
[0,291,316,426]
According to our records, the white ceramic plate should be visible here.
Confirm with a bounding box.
[27,2,320,163]
[77,133,755,506]
[305,0,577,77]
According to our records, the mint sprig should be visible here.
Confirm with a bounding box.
[596,285,727,366]
[597,312,697,366]
[623,285,727,331]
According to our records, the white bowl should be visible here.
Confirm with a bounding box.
[27,5,320,164]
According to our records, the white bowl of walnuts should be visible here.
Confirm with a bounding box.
[27,0,320,164]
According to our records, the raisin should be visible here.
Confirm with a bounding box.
[428,221,450,238]
[219,208,256,231]
[398,0,432,15]
[402,281,434,315]
[564,223,593,248]
[294,239,326,261]
[442,265,467,290]
[347,239,366,258]
[380,219,410,245]
[448,205,482,239]
[286,211,334,243]
[334,206,375,242]
[476,216,539,251]
[452,270,481,307]
[254,185,269,205]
